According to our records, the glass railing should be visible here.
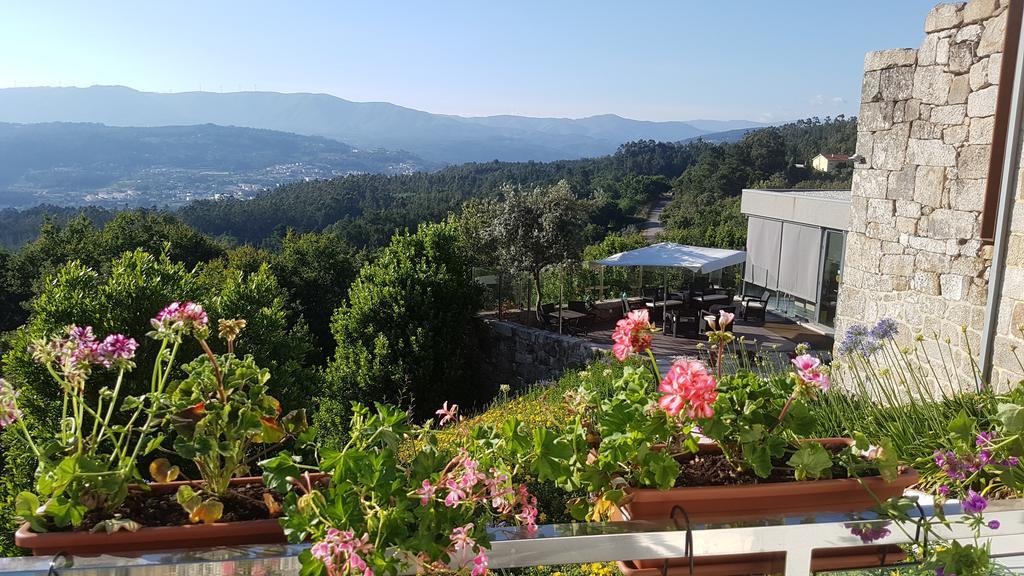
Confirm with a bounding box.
[3,499,1023,576]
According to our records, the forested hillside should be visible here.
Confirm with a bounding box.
[0,116,855,253]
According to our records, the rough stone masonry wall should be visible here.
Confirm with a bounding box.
[834,0,1024,387]
[478,319,607,389]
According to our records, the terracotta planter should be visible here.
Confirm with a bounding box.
[617,544,906,576]
[16,475,327,556]
[612,439,918,575]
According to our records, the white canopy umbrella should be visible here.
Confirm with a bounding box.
[594,242,746,319]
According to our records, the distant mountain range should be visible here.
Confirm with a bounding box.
[0,86,768,164]
[0,122,430,208]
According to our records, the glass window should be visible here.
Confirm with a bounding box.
[816,230,845,328]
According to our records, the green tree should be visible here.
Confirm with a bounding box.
[488,181,589,322]
[317,222,482,445]
[272,231,359,362]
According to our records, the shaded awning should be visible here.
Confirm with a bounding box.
[594,242,746,274]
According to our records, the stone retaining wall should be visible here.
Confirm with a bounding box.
[478,319,608,387]
[835,0,1024,387]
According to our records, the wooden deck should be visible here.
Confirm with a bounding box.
[581,311,834,370]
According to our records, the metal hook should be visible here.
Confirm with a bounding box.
[662,505,694,576]
[48,551,72,576]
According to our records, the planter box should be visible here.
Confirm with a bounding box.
[16,475,323,556]
[612,439,919,576]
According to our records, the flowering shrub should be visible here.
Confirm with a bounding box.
[8,324,150,531]
[517,310,898,520]
[262,402,538,576]
[147,307,308,523]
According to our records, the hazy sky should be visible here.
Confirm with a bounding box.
[0,1,938,122]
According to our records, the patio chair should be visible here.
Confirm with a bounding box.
[568,300,588,313]
[540,303,556,330]
[741,290,771,323]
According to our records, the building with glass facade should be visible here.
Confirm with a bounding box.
[740,188,850,333]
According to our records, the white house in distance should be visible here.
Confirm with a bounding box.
[811,153,851,172]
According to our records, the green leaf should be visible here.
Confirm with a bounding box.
[948,410,975,442]
[260,452,302,494]
[566,497,590,521]
[532,428,572,483]
[788,443,833,481]
[997,403,1024,435]
[143,434,165,456]
[742,442,773,478]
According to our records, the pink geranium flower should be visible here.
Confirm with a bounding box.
[611,309,654,361]
[435,401,459,427]
[450,523,476,551]
[415,479,436,505]
[791,354,830,391]
[658,360,717,419]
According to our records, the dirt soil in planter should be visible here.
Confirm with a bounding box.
[70,482,275,532]
[675,450,875,487]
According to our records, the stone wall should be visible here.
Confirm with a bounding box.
[478,319,608,388]
[835,0,1024,387]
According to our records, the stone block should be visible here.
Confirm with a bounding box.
[855,132,874,165]
[852,169,889,199]
[931,104,968,124]
[929,208,978,239]
[915,165,946,205]
[865,48,918,71]
[920,33,940,66]
[862,70,881,102]
[896,199,923,217]
[970,58,990,91]
[860,101,894,131]
[956,22,985,41]
[912,272,942,295]
[888,167,916,200]
[948,42,975,74]
[925,3,963,32]
[944,124,969,145]
[911,120,945,139]
[896,216,919,234]
[905,99,922,121]
[882,240,906,254]
[957,144,991,178]
[989,53,1002,85]
[949,254,986,276]
[1006,233,1024,267]
[908,138,957,166]
[917,250,952,272]
[964,0,1001,24]
[881,66,916,100]
[909,234,951,253]
[937,37,951,65]
[873,124,911,170]
[867,221,900,241]
[914,66,954,104]
[969,115,995,143]
[950,178,987,210]
[967,85,999,117]
[949,74,971,104]
[941,274,971,300]
[978,9,1007,56]
[880,254,916,274]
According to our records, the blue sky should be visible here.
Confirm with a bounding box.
[0,1,937,122]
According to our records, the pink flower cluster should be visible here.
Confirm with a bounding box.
[415,451,538,529]
[29,325,138,389]
[449,523,490,576]
[310,529,375,576]
[791,354,829,391]
[0,378,21,428]
[150,301,209,338]
[611,309,654,361]
[658,360,718,419]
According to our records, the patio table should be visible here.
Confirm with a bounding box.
[692,293,729,306]
[547,310,590,321]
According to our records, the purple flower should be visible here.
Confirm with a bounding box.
[976,431,996,447]
[988,520,1000,530]
[962,490,987,515]
[870,318,898,341]
[938,485,949,497]
[0,378,21,428]
[151,302,209,339]
[839,323,882,356]
[846,522,892,543]
[98,334,138,368]
[1005,456,1020,467]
